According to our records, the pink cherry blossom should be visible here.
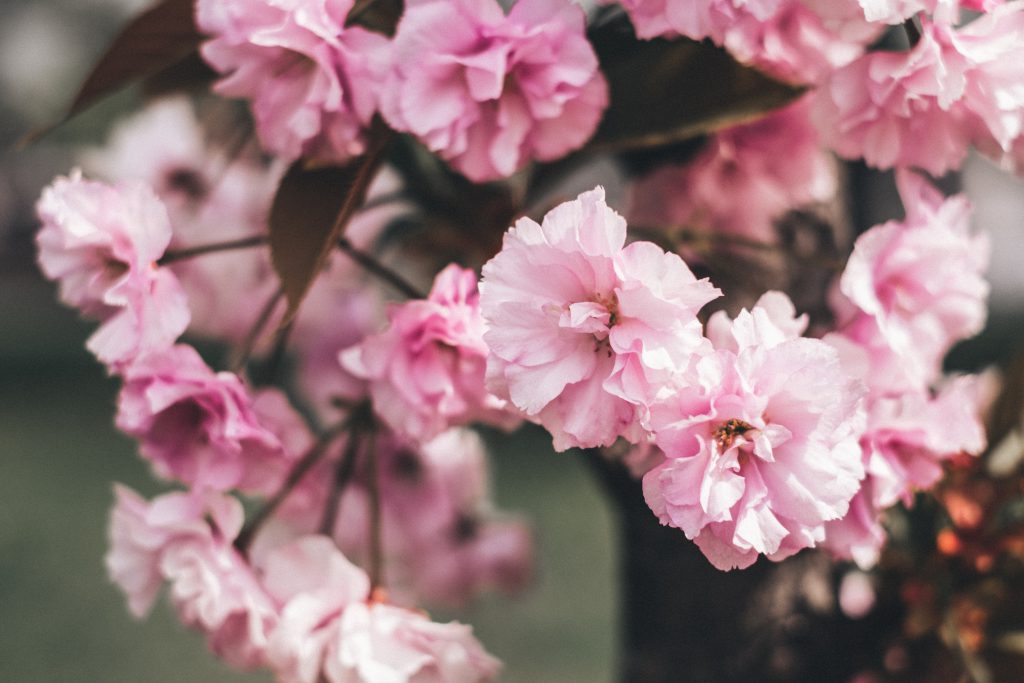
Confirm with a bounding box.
[628,98,835,244]
[480,187,720,451]
[35,171,190,368]
[832,170,989,389]
[380,0,608,181]
[115,344,289,493]
[196,0,389,163]
[80,96,287,344]
[378,429,533,606]
[616,0,876,84]
[719,1,880,85]
[106,486,277,668]
[263,534,501,682]
[815,8,1024,174]
[643,295,866,570]
[824,376,987,567]
[324,602,501,682]
[341,264,515,442]
[262,535,372,683]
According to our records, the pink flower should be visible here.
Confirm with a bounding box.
[832,170,989,389]
[628,98,835,244]
[814,20,972,174]
[480,187,720,451]
[262,535,372,683]
[720,1,879,85]
[324,602,501,682]
[643,295,866,570]
[380,0,608,181]
[196,0,389,163]
[616,0,876,84]
[815,8,1024,174]
[341,265,514,442]
[824,375,987,567]
[106,486,277,669]
[378,429,533,606]
[263,535,501,682]
[35,172,190,368]
[80,96,286,344]
[115,345,289,493]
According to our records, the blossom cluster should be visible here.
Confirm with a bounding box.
[34,97,530,681]
[29,0,1023,676]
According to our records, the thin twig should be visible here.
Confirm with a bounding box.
[234,419,351,553]
[337,236,425,299]
[159,235,267,265]
[229,286,284,373]
[365,427,384,589]
[319,425,363,537]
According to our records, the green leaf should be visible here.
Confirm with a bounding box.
[589,18,805,152]
[268,122,392,326]
[22,0,200,144]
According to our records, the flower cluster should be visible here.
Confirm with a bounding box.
[31,0,1024,676]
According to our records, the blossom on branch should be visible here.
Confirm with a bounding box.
[115,345,292,494]
[196,0,389,163]
[480,187,720,451]
[35,172,190,369]
[380,0,608,181]
[341,264,515,442]
[643,294,866,570]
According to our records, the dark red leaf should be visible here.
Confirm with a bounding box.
[268,122,392,325]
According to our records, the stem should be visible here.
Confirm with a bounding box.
[337,236,425,299]
[365,427,384,589]
[229,286,284,373]
[235,419,350,553]
[319,426,363,537]
[904,16,922,47]
[159,235,267,265]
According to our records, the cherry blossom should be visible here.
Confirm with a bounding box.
[341,264,514,442]
[115,345,288,494]
[628,98,834,244]
[196,0,389,162]
[643,294,866,570]
[480,186,720,451]
[35,171,190,368]
[380,0,608,181]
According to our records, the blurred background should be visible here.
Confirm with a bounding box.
[2,2,1024,682]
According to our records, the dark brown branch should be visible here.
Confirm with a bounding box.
[336,236,425,299]
[235,419,351,553]
[159,235,267,264]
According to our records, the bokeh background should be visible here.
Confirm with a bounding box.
[2,2,1024,681]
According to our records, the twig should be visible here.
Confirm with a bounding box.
[159,235,267,265]
[319,425,364,537]
[229,286,284,373]
[337,236,425,299]
[365,427,384,589]
[235,419,351,553]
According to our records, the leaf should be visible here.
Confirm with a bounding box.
[268,122,392,325]
[22,0,200,144]
[588,18,805,152]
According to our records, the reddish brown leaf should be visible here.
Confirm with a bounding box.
[22,0,200,144]
[268,122,392,326]
[588,18,804,152]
